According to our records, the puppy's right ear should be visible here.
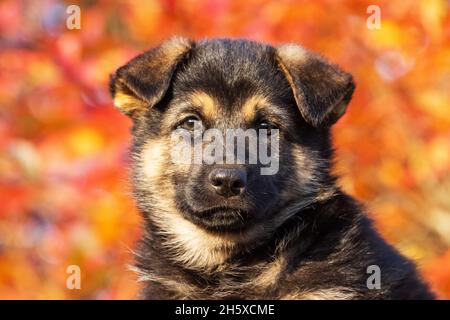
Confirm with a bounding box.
[109,37,193,117]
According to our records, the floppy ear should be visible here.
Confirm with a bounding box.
[276,44,355,127]
[109,37,193,117]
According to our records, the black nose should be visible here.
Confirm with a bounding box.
[208,168,247,198]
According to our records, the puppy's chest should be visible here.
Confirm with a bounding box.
[177,266,285,299]
[159,263,356,300]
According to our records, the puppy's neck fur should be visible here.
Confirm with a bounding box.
[142,180,338,270]
[133,188,353,299]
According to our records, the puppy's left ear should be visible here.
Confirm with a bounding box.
[276,44,355,127]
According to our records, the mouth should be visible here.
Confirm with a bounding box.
[183,205,251,232]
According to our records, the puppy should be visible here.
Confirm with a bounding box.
[109,37,434,299]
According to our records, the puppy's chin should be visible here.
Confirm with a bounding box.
[181,205,256,233]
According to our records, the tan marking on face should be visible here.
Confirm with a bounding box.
[135,138,182,216]
[139,139,167,183]
[241,95,270,122]
[140,136,193,181]
[281,288,355,300]
[188,91,218,119]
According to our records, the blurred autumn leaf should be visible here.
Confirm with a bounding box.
[0,0,449,299]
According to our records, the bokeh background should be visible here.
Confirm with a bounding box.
[0,0,449,299]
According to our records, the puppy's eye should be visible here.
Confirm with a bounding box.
[258,121,278,131]
[178,116,201,131]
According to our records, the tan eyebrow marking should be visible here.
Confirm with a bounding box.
[242,95,270,121]
[188,91,218,119]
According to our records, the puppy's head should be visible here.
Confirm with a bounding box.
[110,37,354,238]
